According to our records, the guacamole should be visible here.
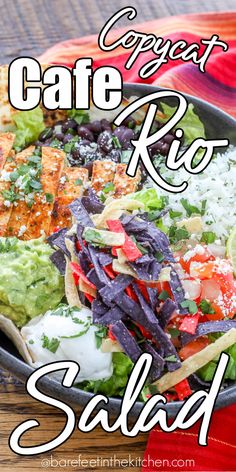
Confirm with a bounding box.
[0,237,64,327]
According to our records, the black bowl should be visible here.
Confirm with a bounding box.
[1,83,236,419]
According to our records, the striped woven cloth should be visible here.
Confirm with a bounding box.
[39,11,236,117]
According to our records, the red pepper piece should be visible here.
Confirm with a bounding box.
[84,293,94,303]
[179,312,200,335]
[70,262,96,290]
[125,285,139,302]
[53,226,60,233]
[72,272,80,286]
[107,219,142,262]
[175,379,192,400]
[137,323,152,340]
[108,326,116,341]
[103,263,116,279]
[135,280,150,303]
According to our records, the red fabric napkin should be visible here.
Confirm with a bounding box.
[39,11,236,471]
[39,11,236,117]
[142,405,236,471]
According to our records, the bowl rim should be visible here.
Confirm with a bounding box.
[1,82,236,419]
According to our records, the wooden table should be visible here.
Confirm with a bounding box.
[1,0,236,470]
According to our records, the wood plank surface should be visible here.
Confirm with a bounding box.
[1,0,236,470]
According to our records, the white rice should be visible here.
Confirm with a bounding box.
[149,146,236,240]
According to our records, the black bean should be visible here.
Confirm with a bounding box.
[164,134,175,144]
[149,141,163,156]
[160,143,170,155]
[87,120,102,134]
[39,128,53,141]
[121,116,136,129]
[54,133,65,141]
[77,126,94,141]
[62,119,77,132]
[97,130,113,153]
[113,126,135,149]
[101,119,112,132]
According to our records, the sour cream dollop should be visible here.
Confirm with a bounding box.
[21,305,112,382]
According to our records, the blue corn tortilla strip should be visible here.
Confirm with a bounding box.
[99,274,133,304]
[130,255,162,282]
[131,284,181,371]
[69,199,94,227]
[143,341,165,382]
[78,248,91,275]
[158,298,177,329]
[47,228,70,257]
[92,296,109,320]
[94,306,125,326]
[110,321,142,363]
[147,286,159,311]
[50,249,66,275]
[88,245,110,286]
[169,268,188,314]
[87,268,104,290]
[97,252,113,267]
[81,193,104,215]
[181,319,236,346]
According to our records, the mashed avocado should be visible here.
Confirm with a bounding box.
[0,237,64,326]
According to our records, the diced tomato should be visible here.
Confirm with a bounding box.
[103,263,116,279]
[190,260,215,279]
[175,379,192,400]
[179,312,200,335]
[200,279,221,302]
[53,226,60,233]
[179,337,209,360]
[107,219,142,262]
[71,262,96,290]
[180,245,213,273]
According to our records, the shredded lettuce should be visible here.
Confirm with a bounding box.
[77,352,133,397]
[132,188,168,233]
[160,102,205,144]
[198,338,236,381]
[13,107,45,150]
[132,188,166,211]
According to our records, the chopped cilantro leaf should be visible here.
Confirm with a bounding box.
[180,299,198,314]
[41,334,60,353]
[103,182,115,194]
[158,290,169,301]
[45,193,54,203]
[95,326,108,349]
[155,251,164,262]
[198,299,215,314]
[112,136,121,149]
[180,198,201,217]
[201,231,216,244]
[75,178,83,186]
[165,355,177,362]
[169,225,190,244]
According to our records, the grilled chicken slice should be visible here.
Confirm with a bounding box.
[50,167,88,231]
[0,146,35,236]
[25,147,65,239]
[0,132,15,170]
[91,160,116,192]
